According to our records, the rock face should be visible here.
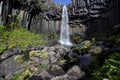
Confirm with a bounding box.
[0,45,85,80]
[51,65,85,80]
[68,0,120,34]
[0,55,24,76]
[0,0,119,35]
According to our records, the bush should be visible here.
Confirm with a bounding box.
[89,53,120,80]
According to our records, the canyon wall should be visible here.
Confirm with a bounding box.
[0,0,120,35]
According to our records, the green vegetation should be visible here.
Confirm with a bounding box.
[11,69,30,80]
[85,32,106,40]
[89,53,120,80]
[108,35,120,47]
[0,23,45,51]
[71,35,83,43]
[14,50,49,80]
[39,51,48,59]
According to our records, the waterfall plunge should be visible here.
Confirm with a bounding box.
[0,1,3,25]
[59,5,72,46]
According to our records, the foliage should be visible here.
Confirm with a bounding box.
[59,59,67,65]
[12,69,30,80]
[39,51,48,59]
[0,25,8,51]
[0,25,5,35]
[45,33,58,39]
[8,27,44,50]
[14,55,23,62]
[75,40,93,51]
[89,53,120,80]
[14,50,49,80]
[29,51,37,58]
[50,3,56,9]
[0,23,45,51]
[85,32,106,40]
[71,35,82,43]
[89,46,102,54]
[108,35,120,46]
[37,64,50,70]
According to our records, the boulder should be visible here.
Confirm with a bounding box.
[39,70,52,80]
[0,48,21,60]
[51,65,85,80]
[5,73,13,80]
[80,54,92,68]
[0,77,4,80]
[0,55,24,76]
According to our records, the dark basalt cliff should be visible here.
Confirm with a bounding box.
[67,0,120,34]
[0,0,62,33]
[0,0,120,35]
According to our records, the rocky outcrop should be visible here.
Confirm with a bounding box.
[51,65,85,80]
[0,44,85,80]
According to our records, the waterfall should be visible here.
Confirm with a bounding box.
[59,5,72,46]
[0,1,3,25]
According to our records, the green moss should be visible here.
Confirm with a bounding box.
[0,24,45,51]
[11,69,30,80]
[37,64,50,70]
[40,51,48,59]
[14,55,23,62]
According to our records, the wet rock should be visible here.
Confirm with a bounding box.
[51,65,85,80]
[80,54,92,68]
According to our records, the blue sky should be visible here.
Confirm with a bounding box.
[53,0,71,5]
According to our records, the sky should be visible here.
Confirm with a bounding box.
[53,0,71,5]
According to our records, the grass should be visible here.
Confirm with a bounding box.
[0,24,45,51]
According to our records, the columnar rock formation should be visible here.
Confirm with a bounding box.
[0,0,62,34]
[68,0,120,34]
[0,0,120,35]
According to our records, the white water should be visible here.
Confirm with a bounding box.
[0,1,3,25]
[59,5,72,46]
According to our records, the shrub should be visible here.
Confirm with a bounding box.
[89,53,120,80]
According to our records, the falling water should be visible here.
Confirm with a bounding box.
[0,1,3,25]
[59,5,72,46]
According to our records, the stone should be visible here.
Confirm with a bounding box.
[39,57,50,65]
[48,51,57,64]
[29,76,42,80]
[39,70,52,80]
[0,50,13,60]
[14,69,25,75]
[67,65,85,79]
[5,73,13,80]
[51,65,62,71]
[0,77,4,80]
[0,55,23,76]
[80,54,92,68]
[0,48,21,60]
[51,65,85,80]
